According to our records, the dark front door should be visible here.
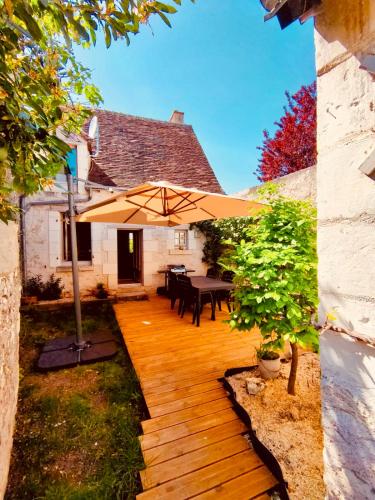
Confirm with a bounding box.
[117,230,142,283]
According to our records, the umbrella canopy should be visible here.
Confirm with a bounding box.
[76,181,265,226]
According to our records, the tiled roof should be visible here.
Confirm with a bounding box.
[87,110,223,194]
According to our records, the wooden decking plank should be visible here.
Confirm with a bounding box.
[192,466,277,499]
[132,335,251,364]
[114,299,279,500]
[140,408,239,450]
[146,379,222,407]
[141,398,232,434]
[134,340,254,373]
[149,388,227,418]
[136,450,264,499]
[143,419,248,467]
[142,370,225,396]
[140,435,251,489]
[137,353,255,387]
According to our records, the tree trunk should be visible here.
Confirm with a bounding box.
[288,342,299,395]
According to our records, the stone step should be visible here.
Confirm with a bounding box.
[115,291,148,302]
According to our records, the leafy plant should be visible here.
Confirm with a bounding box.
[95,282,109,299]
[192,216,253,271]
[24,274,44,297]
[256,344,280,361]
[40,274,64,300]
[227,184,318,395]
[24,273,63,300]
[0,0,189,222]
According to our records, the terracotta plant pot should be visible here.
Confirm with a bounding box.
[259,356,281,380]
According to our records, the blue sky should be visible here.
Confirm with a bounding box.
[74,0,316,194]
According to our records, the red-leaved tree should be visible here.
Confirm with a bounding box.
[256,82,317,182]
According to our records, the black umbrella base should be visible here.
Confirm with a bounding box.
[37,332,118,371]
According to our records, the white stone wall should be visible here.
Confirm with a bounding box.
[315,1,375,497]
[24,189,207,296]
[237,166,316,203]
[0,221,20,497]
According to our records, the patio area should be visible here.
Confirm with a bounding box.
[114,296,279,499]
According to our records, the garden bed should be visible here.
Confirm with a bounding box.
[227,352,324,500]
[6,303,146,500]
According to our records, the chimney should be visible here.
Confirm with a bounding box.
[169,110,184,124]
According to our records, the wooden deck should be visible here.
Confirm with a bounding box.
[114,296,278,499]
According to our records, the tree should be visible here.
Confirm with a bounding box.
[0,0,186,222]
[256,82,317,182]
[227,184,318,395]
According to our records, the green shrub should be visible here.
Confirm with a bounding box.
[24,274,64,300]
[25,275,44,298]
[227,184,318,395]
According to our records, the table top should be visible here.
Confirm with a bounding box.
[158,269,195,274]
[190,276,234,292]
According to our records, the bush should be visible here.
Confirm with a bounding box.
[41,274,64,300]
[24,275,44,298]
[24,274,64,301]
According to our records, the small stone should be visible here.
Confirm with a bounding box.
[246,377,266,395]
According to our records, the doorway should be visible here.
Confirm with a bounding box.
[117,230,142,284]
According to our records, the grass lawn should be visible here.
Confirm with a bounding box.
[6,303,146,500]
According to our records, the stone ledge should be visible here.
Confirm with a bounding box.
[56,265,94,272]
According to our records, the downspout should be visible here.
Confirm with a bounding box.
[19,195,27,289]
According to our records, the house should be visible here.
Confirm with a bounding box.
[22,110,223,296]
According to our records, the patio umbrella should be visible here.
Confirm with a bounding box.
[76,181,265,225]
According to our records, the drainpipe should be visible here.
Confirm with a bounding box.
[19,195,27,289]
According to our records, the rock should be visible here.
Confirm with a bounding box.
[246,377,266,395]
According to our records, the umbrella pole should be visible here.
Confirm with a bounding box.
[66,170,85,348]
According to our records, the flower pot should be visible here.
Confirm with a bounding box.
[259,356,281,380]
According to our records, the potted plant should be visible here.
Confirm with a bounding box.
[95,282,109,299]
[257,344,281,380]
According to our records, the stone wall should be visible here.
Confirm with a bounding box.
[315,1,375,497]
[0,221,20,497]
[236,166,316,203]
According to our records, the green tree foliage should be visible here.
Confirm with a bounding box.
[192,216,253,272]
[227,184,318,395]
[0,0,187,222]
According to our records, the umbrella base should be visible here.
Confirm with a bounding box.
[37,333,118,371]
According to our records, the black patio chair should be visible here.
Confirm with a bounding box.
[216,270,235,313]
[206,267,219,279]
[168,271,181,310]
[177,275,215,325]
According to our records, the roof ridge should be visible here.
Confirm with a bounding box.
[92,108,191,128]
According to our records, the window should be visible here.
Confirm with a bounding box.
[174,230,188,250]
[63,216,92,262]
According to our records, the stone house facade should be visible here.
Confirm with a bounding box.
[23,110,223,296]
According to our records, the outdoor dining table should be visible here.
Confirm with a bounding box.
[158,268,196,290]
[190,276,235,327]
